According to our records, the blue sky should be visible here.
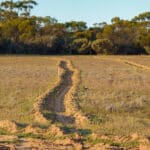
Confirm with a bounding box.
[1,0,150,26]
[32,0,150,26]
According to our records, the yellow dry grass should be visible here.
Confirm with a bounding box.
[65,56,150,137]
[0,55,150,149]
[33,60,64,125]
[0,56,59,124]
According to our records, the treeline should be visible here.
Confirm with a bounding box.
[0,0,150,55]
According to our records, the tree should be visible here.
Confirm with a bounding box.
[111,17,121,24]
[71,38,92,54]
[138,30,150,54]
[0,0,18,19]
[0,1,149,55]
[102,19,145,54]
[132,12,150,22]
[17,0,38,17]
[65,21,87,32]
[0,0,16,12]
[92,39,114,54]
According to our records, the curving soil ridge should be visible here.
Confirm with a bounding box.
[97,57,150,71]
[123,60,150,70]
[64,60,89,127]
[33,60,64,124]
[41,59,89,127]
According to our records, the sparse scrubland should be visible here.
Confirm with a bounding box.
[0,56,150,149]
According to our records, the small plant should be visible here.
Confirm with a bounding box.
[18,133,42,139]
[89,114,104,125]
[0,128,10,135]
[120,140,139,148]
[44,134,58,141]
[42,110,56,121]
[61,126,76,134]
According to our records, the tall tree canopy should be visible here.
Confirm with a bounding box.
[0,0,149,55]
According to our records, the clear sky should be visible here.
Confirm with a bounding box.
[1,0,150,26]
[31,0,150,26]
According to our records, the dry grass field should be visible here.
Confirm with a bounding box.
[0,55,150,149]
[0,56,59,124]
[67,56,150,137]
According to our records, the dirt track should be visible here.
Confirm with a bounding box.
[97,57,150,71]
[43,60,75,125]
[14,60,89,150]
[1,60,80,150]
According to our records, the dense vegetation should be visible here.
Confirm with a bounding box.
[0,0,150,55]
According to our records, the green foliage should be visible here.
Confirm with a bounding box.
[89,114,104,125]
[0,128,10,135]
[144,47,150,54]
[132,12,150,22]
[92,39,114,54]
[0,0,149,55]
[85,135,139,148]
[18,133,42,139]
[111,17,121,24]
[65,21,87,32]
[138,30,150,54]
[72,38,92,54]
